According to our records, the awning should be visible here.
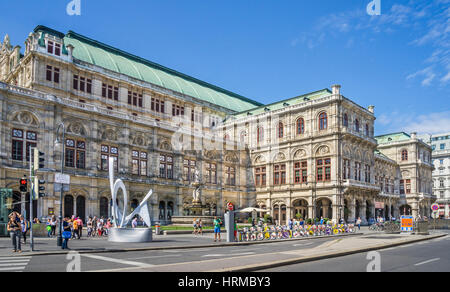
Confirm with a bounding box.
[235,207,270,213]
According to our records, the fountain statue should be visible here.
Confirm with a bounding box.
[108,157,153,242]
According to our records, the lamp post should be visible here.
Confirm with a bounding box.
[305,174,317,222]
[55,123,65,247]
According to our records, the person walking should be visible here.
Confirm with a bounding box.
[51,215,57,237]
[213,216,222,242]
[132,217,138,228]
[72,217,79,239]
[46,219,52,237]
[77,217,83,239]
[356,217,362,231]
[20,215,29,244]
[192,218,198,236]
[62,217,71,250]
[7,216,22,253]
[198,219,203,236]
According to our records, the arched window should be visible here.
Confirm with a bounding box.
[343,114,348,127]
[319,112,328,130]
[297,118,305,135]
[355,119,360,132]
[278,122,284,138]
[401,150,408,161]
[257,126,264,143]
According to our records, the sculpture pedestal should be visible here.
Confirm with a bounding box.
[108,227,153,243]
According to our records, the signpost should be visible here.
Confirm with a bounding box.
[400,215,414,233]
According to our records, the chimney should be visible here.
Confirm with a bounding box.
[368,105,375,114]
[331,84,341,95]
[411,132,417,140]
[66,44,74,62]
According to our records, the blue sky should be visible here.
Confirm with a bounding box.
[1,0,449,135]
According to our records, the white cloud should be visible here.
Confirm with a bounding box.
[377,110,450,135]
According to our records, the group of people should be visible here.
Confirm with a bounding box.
[86,216,112,237]
[192,218,203,236]
[192,217,224,242]
[6,211,30,253]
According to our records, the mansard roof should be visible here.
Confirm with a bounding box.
[34,25,262,113]
[233,88,332,118]
[375,132,411,144]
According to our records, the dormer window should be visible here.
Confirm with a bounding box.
[47,40,61,56]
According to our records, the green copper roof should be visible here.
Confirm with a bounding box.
[233,89,332,118]
[47,28,262,112]
[375,132,411,144]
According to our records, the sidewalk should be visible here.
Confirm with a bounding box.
[94,231,447,272]
[0,231,361,257]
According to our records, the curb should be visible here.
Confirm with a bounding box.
[214,233,448,272]
[4,232,362,257]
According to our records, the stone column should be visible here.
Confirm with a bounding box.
[361,199,367,225]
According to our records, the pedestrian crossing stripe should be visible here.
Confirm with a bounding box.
[0,257,31,272]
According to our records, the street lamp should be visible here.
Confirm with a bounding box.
[305,174,317,222]
[55,122,65,247]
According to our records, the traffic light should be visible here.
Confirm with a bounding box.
[19,177,28,192]
[34,176,46,199]
[33,148,45,170]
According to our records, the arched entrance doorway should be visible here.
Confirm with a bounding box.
[400,205,412,216]
[159,201,166,220]
[76,196,86,221]
[316,198,332,219]
[273,205,280,225]
[167,202,174,220]
[292,199,308,220]
[99,197,109,218]
[64,195,74,218]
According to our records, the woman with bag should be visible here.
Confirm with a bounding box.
[62,217,71,250]
[7,216,22,253]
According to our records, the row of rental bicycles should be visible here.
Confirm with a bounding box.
[237,224,356,242]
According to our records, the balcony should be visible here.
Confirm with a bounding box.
[343,179,380,191]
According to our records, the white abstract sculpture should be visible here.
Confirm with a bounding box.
[109,157,153,228]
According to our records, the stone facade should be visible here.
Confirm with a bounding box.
[0,26,436,224]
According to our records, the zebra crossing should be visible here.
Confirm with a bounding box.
[0,256,31,272]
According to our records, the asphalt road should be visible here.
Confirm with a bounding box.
[261,231,450,272]
[9,235,337,272]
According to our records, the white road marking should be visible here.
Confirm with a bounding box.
[414,258,440,266]
[293,242,313,247]
[163,248,211,253]
[81,254,155,268]
[0,266,26,271]
[202,252,255,257]
[125,254,179,260]
[0,257,31,272]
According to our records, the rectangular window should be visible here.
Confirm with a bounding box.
[74,75,92,93]
[226,166,236,186]
[274,164,286,185]
[294,161,307,184]
[183,159,196,182]
[159,154,173,179]
[65,139,85,169]
[46,66,60,83]
[128,91,143,108]
[132,151,147,176]
[317,158,331,182]
[12,129,38,162]
[206,163,217,184]
[101,145,118,172]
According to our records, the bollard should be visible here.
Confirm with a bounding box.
[155,225,160,235]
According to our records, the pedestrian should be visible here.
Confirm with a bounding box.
[62,217,71,250]
[72,217,79,239]
[97,219,103,236]
[46,219,52,237]
[213,216,222,242]
[192,218,198,235]
[356,217,362,231]
[234,220,238,242]
[198,219,203,236]
[87,217,93,237]
[132,217,138,228]
[20,215,29,244]
[7,215,22,253]
[51,215,57,236]
[288,218,293,230]
[77,217,83,239]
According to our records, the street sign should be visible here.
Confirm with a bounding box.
[431,203,439,211]
[54,183,70,192]
[55,173,70,185]
[401,215,414,232]
[227,202,234,211]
